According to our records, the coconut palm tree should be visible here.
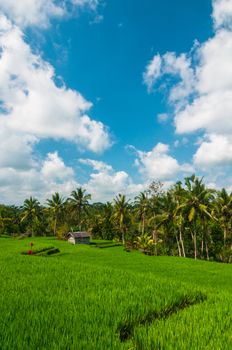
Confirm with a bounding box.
[171,182,187,257]
[21,197,41,236]
[155,191,183,257]
[215,188,232,247]
[68,187,91,230]
[181,175,214,260]
[46,193,65,236]
[113,194,130,245]
[134,192,149,235]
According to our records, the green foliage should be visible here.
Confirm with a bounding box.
[2,174,232,262]
[68,187,91,230]
[46,193,66,236]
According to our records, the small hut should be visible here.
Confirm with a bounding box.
[67,232,91,245]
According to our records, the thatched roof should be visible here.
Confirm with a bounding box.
[67,231,91,238]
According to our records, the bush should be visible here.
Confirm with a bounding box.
[216,246,232,263]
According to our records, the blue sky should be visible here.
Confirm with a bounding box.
[0,0,232,203]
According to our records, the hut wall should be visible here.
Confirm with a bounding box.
[75,237,90,245]
[68,237,75,245]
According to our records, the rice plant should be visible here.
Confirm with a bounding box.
[0,237,232,349]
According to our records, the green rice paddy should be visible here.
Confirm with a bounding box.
[0,237,231,349]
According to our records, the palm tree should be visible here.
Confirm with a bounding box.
[21,197,41,236]
[46,193,65,236]
[113,194,130,245]
[68,188,91,230]
[147,193,162,250]
[181,175,214,260]
[155,191,182,257]
[172,182,187,257]
[215,188,232,246]
[134,192,149,235]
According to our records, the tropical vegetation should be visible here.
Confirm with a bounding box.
[1,175,232,262]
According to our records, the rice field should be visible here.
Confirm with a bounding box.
[0,237,232,349]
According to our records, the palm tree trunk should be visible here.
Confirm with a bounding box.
[175,234,181,257]
[54,217,57,236]
[179,228,186,257]
[122,230,125,245]
[201,237,204,259]
[78,207,81,230]
[120,214,125,245]
[152,229,158,256]
[205,240,209,261]
[142,214,145,235]
[223,227,227,247]
[194,231,197,260]
[190,228,197,260]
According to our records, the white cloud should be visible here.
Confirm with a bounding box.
[0,127,38,170]
[194,134,232,168]
[0,152,78,205]
[80,159,144,202]
[41,152,74,181]
[175,30,232,135]
[143,54,161,92]
[0,16,111,153]
[0,0,100,28]
[0,7,110,203]
[133,143,180,181]
[79,158,113,172]
[212,0,232,30]
[0,0,64,28]
[143,0,232,173]
[143,52,195,107]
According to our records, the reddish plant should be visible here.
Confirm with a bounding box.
[28,250,33,255]
[30,242,34,248]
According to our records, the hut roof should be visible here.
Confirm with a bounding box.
[67,231,91,238]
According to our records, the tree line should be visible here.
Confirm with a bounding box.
[1,174,232,263]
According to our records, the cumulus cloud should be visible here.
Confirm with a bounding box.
[0,1,110,203]
[212,0,232,30]
[41,152,75,181]
[0,0,100,28]
[175,30,232,135]
[0,127,38,170]
[133,143,180,180]
[80,159,144,202]
[0,16,111,153]
[0,152,78,205]
[143,0,232,171]
[194,134,232,168]
[143,52,195,108]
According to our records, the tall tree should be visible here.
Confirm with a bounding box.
[182,175,213,260]
[113,194,130,245]
[172,182,187,257]
[134,192,149,235]
[155,191,182,257]
[215,188,232,247]
[46,193,65,236]
[21,197,41,236]
[68,188,91,230]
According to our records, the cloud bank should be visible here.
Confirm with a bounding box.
[143,0,232,173]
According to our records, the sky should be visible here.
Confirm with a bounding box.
[0,0,232,204]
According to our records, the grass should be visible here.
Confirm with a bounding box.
[0,237,232,349]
